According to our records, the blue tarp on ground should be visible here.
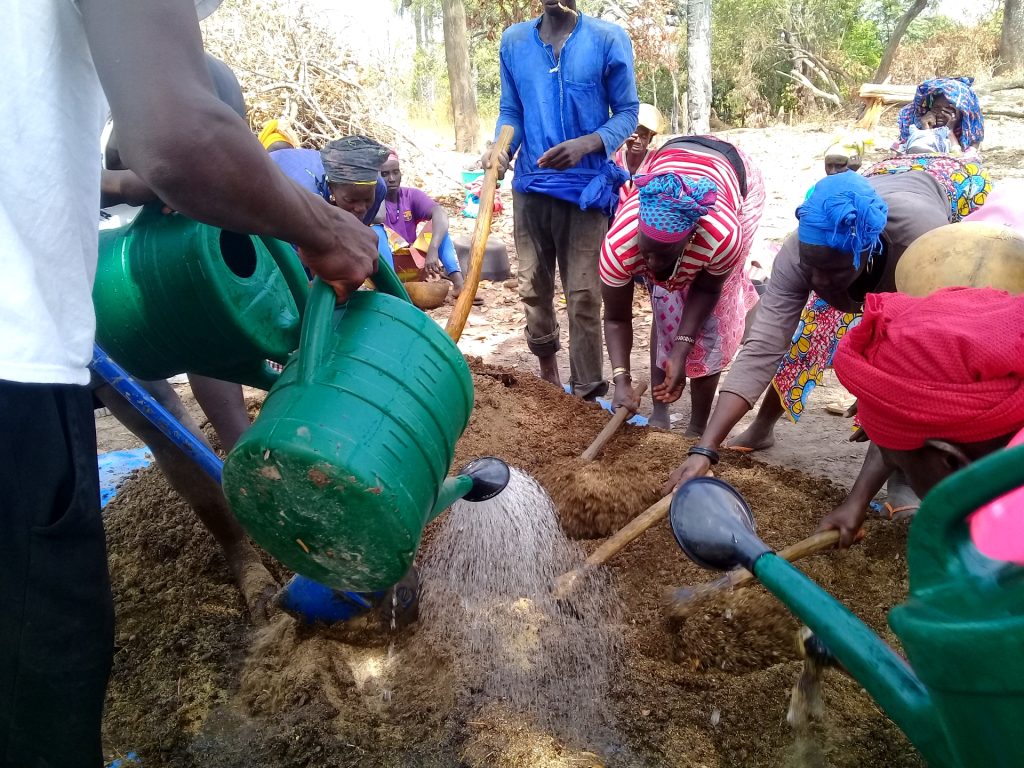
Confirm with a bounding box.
[98,448,154,508]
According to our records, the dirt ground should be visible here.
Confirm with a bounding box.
[96,119,1024,766]
[101,364,921,767]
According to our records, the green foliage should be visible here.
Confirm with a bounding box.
[902,14,959,45]
[844,18,884,70]
[472,34,503,116]
[398,0,1001,130]
[709,0,894,123]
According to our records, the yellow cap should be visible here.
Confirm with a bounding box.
[824,131,873,161]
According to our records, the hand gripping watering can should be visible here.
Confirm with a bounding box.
[93,206,309,389]
[668,452,1024,768]
[221,263,509,593]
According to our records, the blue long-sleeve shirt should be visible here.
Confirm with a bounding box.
[496,13,639,209]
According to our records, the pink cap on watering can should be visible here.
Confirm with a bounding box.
[969,427,1024,566]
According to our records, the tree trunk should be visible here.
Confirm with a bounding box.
[670,69,681,133]
[687,0,712,133]
[440,0,478,151]
[872,0,930,83]
[998,0,1024,75]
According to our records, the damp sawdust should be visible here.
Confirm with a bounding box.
[101,359,923,768]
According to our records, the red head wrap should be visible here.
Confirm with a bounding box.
[833,287,1024,450]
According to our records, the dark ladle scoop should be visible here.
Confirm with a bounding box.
[669,477,772,572]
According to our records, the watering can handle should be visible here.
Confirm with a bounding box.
[297,258,410,385]
[260,236,311,317]
[909,443,1024,591]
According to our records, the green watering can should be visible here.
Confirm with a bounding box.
[222,266,484,592]
[93,207,309,389]
[669,448,1024,768]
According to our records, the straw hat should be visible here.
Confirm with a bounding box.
[637,103,666,134]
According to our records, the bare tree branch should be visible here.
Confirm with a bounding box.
[776,70,842,105]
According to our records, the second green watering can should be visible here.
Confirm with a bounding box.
[221,266,474,592]
[669,450,1024,768]
[93,206,309,389]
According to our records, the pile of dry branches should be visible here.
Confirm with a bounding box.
[201,0,415,154]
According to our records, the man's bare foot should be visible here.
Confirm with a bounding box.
[224,541,280,624]
[538,355,562,388]
[725,422,777,453]
[649,403,671,429]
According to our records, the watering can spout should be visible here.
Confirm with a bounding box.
[669,478,947,766]
[430,457,511,520]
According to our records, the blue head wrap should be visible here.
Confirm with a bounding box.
[636,173,718,243]
[796,172,888,269]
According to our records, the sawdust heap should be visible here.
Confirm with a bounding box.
[459,361,691,539]
[541,429,683,539]
[102,359,923,768]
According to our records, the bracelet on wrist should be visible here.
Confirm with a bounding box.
[675,334,697,346]
[687,445,720,465]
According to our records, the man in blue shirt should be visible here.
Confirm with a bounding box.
[484,0,638,398]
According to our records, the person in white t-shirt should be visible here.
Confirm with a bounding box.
[0,2,377,765]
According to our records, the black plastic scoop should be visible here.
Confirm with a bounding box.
[668,477,772,572]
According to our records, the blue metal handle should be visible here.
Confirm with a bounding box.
[90,344,223,483]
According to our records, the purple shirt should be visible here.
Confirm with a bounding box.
[384,187,436,244]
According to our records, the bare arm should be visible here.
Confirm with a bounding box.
[654,269,729,403]
[602,281,638,411]
[100,169,158,208]
[818,443,892,548]
[81,0,376,296]
[663,235,811,491]
[423,204,451,276]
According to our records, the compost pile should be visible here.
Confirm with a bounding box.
[102,361,923,768]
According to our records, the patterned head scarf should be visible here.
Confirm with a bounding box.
[320,136,390,185]
[796,171,888,269]
[636,173,718,244]
[897,77,984,152]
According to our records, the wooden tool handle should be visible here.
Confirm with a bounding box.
[445,125,515,343]
[668,529,842,614]
[552,470,715,598]
[580,378,649,461]
[553,493,672,598]
[726,529,841,592]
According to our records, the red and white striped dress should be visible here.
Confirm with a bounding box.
[600,144,763,378]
